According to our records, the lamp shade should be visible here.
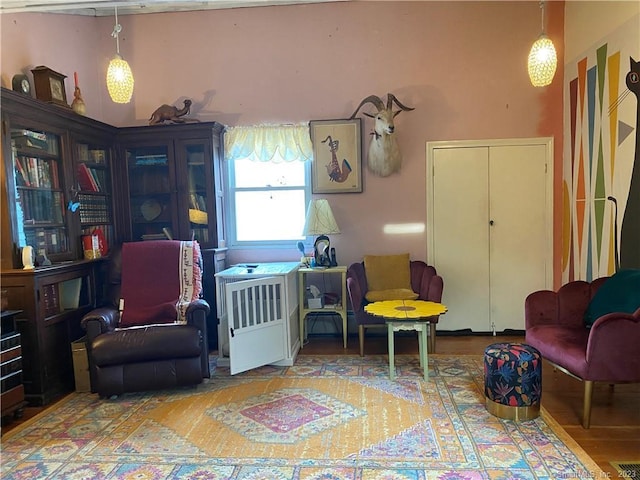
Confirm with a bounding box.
[107,54,134,103]
[527,34,557,87]
[303,199,340,236]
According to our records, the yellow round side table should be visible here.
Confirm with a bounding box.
[365,300,447,381]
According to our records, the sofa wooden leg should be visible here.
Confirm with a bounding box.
[359,325,365,357]
[582,380,593,429]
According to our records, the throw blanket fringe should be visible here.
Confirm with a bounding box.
[177,241,203,323]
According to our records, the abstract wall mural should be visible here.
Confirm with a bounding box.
[563,16,640,282]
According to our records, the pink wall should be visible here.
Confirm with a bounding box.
[1,2,564,281]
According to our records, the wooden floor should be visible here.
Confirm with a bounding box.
[3,334,639,478]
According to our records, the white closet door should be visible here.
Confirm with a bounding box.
[432,147,490,332]
[489,144,549,331]
[428,139,552,333]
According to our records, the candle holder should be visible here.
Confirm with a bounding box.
[71,71,86,115]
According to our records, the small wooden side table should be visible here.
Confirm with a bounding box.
[365,300,447,381]
[298,266,348,348]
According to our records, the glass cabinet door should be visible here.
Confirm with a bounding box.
[185,143,210,244]
[74,140,113,254]
[9,128,70,261]
[125,145,177,241]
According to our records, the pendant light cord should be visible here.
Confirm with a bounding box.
[111,6,122,55]
[539,0,546,35]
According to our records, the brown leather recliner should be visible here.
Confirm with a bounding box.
[81,241,210,398]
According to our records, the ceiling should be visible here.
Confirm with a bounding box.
[0,0,346,16]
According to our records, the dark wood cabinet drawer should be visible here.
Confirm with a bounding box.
[1,369,22,392]
[1,332,20,351]
[1,384,25,409]
[1,351,22,376]
[0,310,26,418]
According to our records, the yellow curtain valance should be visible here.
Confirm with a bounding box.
[224,123,313,162]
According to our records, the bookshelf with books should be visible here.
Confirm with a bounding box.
[122,144,176,242]
[1,87,117,269]
[1,88,114,406]
[73,138,114,253]
[187,144,210,243]
[116,122,225,248]
[9,129,69,263]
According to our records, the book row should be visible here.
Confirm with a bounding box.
[78,194,111,224]
[11,130,58,155]
[24,226,69,256]
[13,155,60,189]
[77,144,106,164]
[77,163,107,193]
[41,283,60,318]
[191,226,210,243]
[18,190,64,225]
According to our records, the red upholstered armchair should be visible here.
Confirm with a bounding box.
[81,240,210,398]
[525,275,640,428]
[347,256,444,356]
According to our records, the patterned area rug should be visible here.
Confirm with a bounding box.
[2,355,604,479]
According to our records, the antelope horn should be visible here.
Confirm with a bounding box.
[349,95,385,119]
[386,93,415,117]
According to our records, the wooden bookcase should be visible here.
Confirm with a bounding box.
[1,89,227,404]
[74,136,114,252]
[1,88,115,405]
[1,87,117,269]
[1,261,104,405]
[115,122,226,247]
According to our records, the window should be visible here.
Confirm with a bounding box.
[224,124,313,248]
[228,156,311,246]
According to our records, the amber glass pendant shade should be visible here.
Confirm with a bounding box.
[528,34,557,87]
[107,54,134,103]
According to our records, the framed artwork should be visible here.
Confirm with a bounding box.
[310,118,362,193]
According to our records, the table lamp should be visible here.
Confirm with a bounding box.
[302,199,340,267]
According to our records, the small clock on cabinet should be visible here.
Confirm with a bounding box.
[31,65,69,107]
[12,74,32,96]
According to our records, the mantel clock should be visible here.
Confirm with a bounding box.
[31,66,68,107]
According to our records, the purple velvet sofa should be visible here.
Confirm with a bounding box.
[525,277,640,428]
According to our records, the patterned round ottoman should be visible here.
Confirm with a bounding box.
[483,343,542,421]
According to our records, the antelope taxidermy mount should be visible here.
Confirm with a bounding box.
[349,93,414,177]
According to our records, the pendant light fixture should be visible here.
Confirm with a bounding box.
[106,6,134,103]
[527,0,557,87]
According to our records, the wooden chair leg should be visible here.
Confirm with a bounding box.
[358,325,365,357]
[429,322,436,353]
[582,380,593,428]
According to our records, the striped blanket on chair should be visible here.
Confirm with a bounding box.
[119,240,203,327]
